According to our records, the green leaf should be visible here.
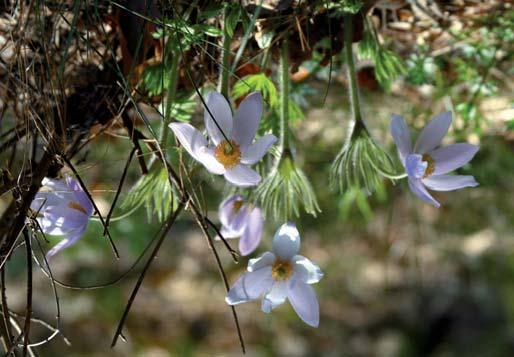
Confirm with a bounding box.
[240,9,251,34]
[358,29,406,90]
[225,5,241,38]
[198,24,223,37]
[141,63,172,96]
[233,73,279,109]
[122,164,175,223]
[159,93,196,122]
[171,95,196,122]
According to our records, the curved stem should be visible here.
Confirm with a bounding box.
[365,152,407,180]
[343,14,363,124]
[90,201,143,223]
[280,36,290,151]
[219,6,232,97]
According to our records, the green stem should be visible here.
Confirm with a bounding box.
[365,152,407,180]
[219,7,232,97]
[159,44,180,147]
[90,201,143,223]
[343,14,363,125]
[280,36,290,150]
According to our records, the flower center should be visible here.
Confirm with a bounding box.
[68,201,87,215]
[271,260,293,281]
[232,199,244,214]
[422,154,435,178]
[214,140,241,168]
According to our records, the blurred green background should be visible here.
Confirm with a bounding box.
[5,80,514,356]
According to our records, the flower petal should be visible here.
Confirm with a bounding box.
[32,178,72,210]
[218,227,240,239]
[41,177,69,194]
[31,194,57,213]
[41,204,89,235]
[228,206,252,234]
[239,207,263,256]
[261,282,288,313]
[219,195,244,228]
[66,177,94,216]
[408,178,440,208]
[225,266,273,305]
[196,146,226,174]
[232,92,263,151]
[224,165,261,187]
[169,123,207,161]
[405,154,427,179]
[293,255,324,284]
[422,174,478,191]
[287,278,320,327]
[204,91,233,145]
[248,252,276,272]
[46,227,86,258]
[390,114,412,164]
[414,111,452,154]
[429,143,479,175]
[272,222,301,260]
[241,134,277,165]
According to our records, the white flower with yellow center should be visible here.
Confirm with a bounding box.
[225,222,323,327]
[169,91,277,187]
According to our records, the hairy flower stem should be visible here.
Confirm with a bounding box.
[279,35,290,152]
[219,6,232,98]
[343,14,366,139]
[159,42,180,148]
[344,14,361,121]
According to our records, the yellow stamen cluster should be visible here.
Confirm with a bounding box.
[232,199,244,213]
[271,260,293,281]
[422,154,435,178]
[214,140,241,168]
[68,201,87,215]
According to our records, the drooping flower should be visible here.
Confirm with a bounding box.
[30,177,93,257]
[226,222,323,327]
[169,91,277,187]
[218,195,263,256]
[391,111,479,207]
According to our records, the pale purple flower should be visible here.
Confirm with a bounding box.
[218,195,263,256]
[226,222,323,327]
[30,177,93,257]
[169,91,277,187]
[391,111,479,207]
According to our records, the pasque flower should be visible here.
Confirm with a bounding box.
[169,91,277,187]
[226,222,323,327]
[391,111,479,207]
[30,177,93,257]
[218,195,263,256]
